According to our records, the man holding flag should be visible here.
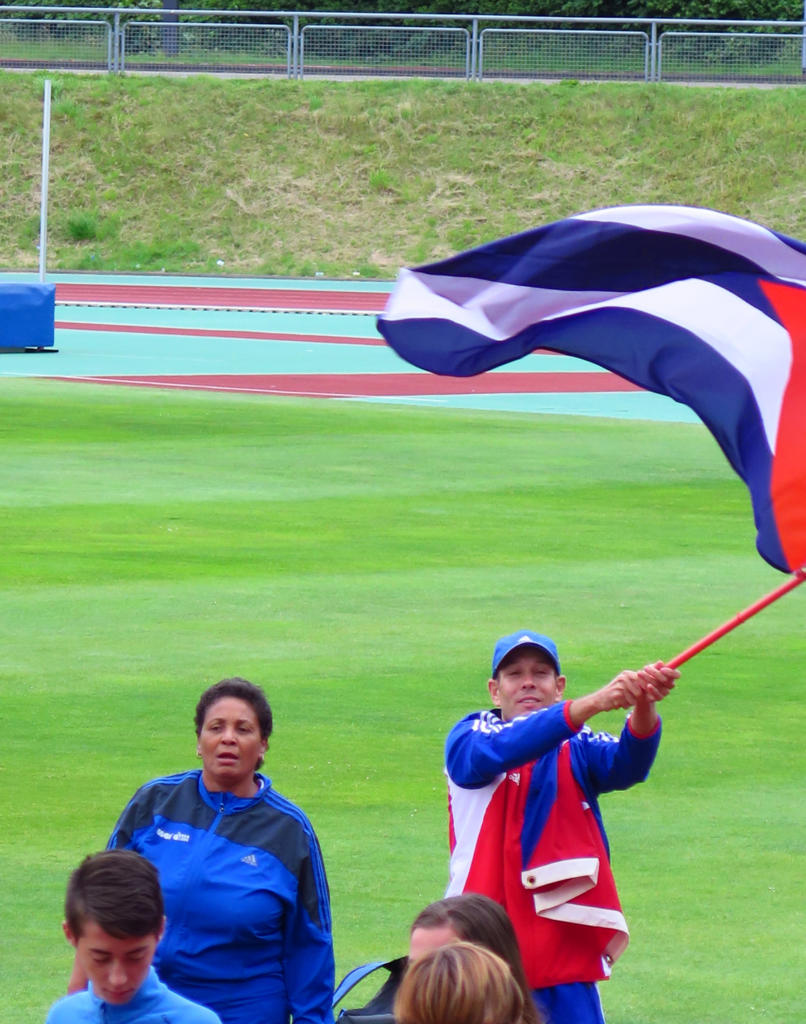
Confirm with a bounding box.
[383,203,805,1016]
[445,630,678,1024]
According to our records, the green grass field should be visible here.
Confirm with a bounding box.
[2,377,804,1023]
[2,73,806,275]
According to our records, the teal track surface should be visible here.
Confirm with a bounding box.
[0,271,700,422]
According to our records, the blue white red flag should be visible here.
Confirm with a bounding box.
[377,205,806,574]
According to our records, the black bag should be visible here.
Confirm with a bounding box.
[333,956,407,1024]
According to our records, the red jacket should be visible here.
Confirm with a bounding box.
[446,701,660,987]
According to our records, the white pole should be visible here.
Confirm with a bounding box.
[38,78,52,283]
[802,1,806,75]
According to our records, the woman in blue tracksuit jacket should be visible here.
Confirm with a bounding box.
[69,677,334,1024]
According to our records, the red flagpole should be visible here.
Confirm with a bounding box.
[667,568,806,669]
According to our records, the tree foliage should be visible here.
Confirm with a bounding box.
[178,0,803,21]
[4,0,802,23]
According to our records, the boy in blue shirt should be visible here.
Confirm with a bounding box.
[47,849,222,1023]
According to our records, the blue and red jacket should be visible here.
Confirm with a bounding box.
[445,701,660,989]
[109,770,334,1024]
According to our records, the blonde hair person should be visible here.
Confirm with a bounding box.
[395,942,526,1024]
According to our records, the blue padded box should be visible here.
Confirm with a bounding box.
[0,283,56,349]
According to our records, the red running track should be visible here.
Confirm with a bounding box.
[55,283,390,313]
[52,287,642,400]
[54,372,640,398]
[55,320,386,346]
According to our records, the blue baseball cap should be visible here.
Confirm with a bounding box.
[491,630,561,676]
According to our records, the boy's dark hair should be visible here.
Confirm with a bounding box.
[65,849,163,939]
[194,677,273,758]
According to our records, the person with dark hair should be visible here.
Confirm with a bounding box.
[48,850,222,1023]
[68,677,334,1024]
[408,894,540,1024]
[193,676,274,754]
[445,631,678,1024]
[395,942,526,1024]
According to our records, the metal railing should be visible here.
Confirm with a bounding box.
[122,20,292,74]
[0,14,112,70]
[479,27,651,81]
[1,7,805,84]
[299,24,472,79]
[658,29,806,82]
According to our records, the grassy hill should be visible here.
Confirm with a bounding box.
[2,71,805,275]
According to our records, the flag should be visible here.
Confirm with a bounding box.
[377,205,806,574]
